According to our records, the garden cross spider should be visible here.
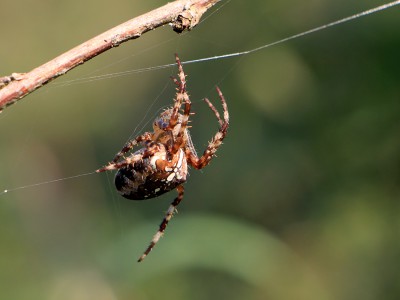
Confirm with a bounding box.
[96,54,229,262]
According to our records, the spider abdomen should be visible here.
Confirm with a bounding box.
[114,147,188,200]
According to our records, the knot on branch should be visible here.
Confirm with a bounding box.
[172,2,210,33]
[0,73,25,90]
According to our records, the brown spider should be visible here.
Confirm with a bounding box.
[96,54,229,262]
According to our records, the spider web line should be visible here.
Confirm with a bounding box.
[50,0,400,87]
[0,171,96,196]
[1,0,399,196]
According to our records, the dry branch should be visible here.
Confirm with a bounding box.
[0,0,221,112]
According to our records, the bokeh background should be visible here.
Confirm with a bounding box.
[0,1,399,299]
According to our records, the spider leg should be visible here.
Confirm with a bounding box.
[167,54,187,131]
[169,54,192,155]
[96,153,143,173]
[138,185,184,262]
[186,86,229,169]
[96,133,153,173]
[166,54,191,140]
[111,132,153,163]
[204,86,228,132]
[171,98,191,154]
[96,142,158,173]
[204,98,223,126]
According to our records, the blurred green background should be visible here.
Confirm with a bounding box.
[1,1,399,299]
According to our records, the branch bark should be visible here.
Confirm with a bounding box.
[0,0,221,112]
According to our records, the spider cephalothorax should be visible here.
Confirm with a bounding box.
[97,54,229,262]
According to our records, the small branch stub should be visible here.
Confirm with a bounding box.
[173,0,215,32]
[0,73,25,89]
[0,0,221,113]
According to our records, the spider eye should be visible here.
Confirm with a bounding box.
[156,119,168,130]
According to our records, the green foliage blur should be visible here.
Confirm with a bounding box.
[0,1,399,299]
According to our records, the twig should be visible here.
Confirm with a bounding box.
[0,0,221,112]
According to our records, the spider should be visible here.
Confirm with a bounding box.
[96,54,229,262]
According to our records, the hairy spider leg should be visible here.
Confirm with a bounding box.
[171,99,191,155]
[168,54,191,155]
[166,54,187,131]
[216,86,229,127]
[96,143,158,173]
[204,98,223,126]
[203,87,229,127]
[186,86,229,169]
[95,133,153,173]
[111,132,153,163]
[138,184,185,262]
